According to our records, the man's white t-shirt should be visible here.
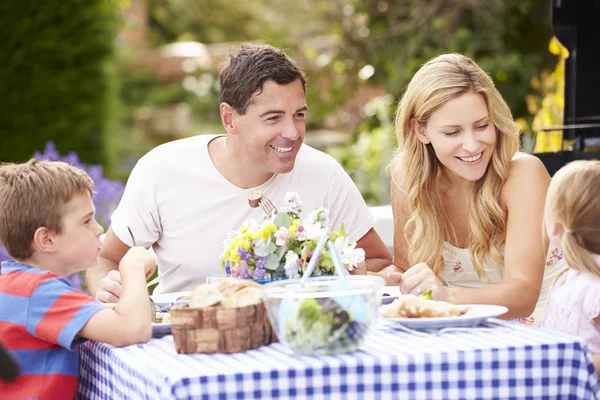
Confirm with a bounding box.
[110,134,374,294]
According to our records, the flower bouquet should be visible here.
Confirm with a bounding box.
[220,192,365,282]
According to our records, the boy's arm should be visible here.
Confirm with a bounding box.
[87,228,156,302]
[79,247,152,346]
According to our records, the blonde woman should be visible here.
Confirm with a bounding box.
[386,53,566,322]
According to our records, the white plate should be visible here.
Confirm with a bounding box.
[382,286,401,297]
[380,304,508,330]
[152,322,171,337]
[150,291,192,303]
[150,291,192,310]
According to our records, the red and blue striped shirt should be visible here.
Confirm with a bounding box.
[0,261,105,400]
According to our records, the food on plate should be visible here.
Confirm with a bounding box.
[379,294,467,318]
[190,284,224,309]
[154,308,171,323]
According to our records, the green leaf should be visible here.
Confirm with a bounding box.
[274,212,293,228]
[339,222,347,237]
[419,290,433,300]
[264,254,281,271]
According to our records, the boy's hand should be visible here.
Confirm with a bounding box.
[96,270,122,303]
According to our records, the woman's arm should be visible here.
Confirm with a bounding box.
[444,154,550,319]
[368,176,410,284]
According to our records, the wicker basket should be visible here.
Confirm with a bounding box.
[169,302,277,354]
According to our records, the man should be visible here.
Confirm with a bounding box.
[88,44,391,301]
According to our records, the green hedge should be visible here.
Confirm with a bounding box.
[0,0,118,165]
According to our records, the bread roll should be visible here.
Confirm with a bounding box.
[222,286,263,308]
[190,284,224,309]
[217,277,261,299]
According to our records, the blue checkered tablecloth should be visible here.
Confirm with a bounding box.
[78,319,600,400]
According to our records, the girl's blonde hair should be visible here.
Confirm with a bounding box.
[390,53,520,280]
[546,160,600,276]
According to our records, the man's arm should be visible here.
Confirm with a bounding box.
[87,227,132,299]
[356,228,392,274]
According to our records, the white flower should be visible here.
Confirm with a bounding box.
[307,207,329,227]
[297,221,324,241]
[274,227,290,246]
[241,218,259,233]
[283,192,303,218]
[284,251,300,278]
[334,236,365,271]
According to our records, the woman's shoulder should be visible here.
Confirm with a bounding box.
[500,152,550,204]
[508,152,549,176]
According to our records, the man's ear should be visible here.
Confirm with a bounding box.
[32,227,57,254]
[411,118,430,144]
[220,103,236,135]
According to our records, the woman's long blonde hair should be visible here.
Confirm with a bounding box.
[546,160,600,276]
[390,53,520,280]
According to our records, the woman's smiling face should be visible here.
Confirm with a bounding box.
[420,91,497,182]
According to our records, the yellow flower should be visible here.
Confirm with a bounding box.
[243,241,251,250]
[229,250,240,263]
[240,226,248,234]
[261,229,270,240]
[264,223,277,233]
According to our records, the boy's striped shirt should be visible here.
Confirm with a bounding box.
[0,261,105,400]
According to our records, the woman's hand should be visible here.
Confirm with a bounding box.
[388,262,448,301]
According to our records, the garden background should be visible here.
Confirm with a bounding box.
[0,0,567,272]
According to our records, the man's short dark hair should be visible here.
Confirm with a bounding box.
[219,44,306,115]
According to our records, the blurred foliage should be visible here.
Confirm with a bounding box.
[524,37,569,153]
[146,0,275,46]
[0,0,119,165]
[328,95,396,205]
[263,0,555,128]
[111,0,555,205]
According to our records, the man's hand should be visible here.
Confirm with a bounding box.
[95,247,155,303]
[350,261,367,275]
[96,270,122,303]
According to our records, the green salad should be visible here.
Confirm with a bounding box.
[281,297,367,354]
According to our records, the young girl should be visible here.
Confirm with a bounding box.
[541,160,600,376]
[384,53,566,323]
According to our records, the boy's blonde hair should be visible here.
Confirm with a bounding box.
[389,53,520,280]
[547,160,600,276]
[0,159,94,260]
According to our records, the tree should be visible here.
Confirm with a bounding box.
[0,0,119,165]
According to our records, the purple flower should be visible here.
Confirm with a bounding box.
[255,256,266,270]
[240,269,252,280]
[238,248,252,261]
[33,141,125,228]
[224,260,231,275]
[0,244,11,263]
[253,268,266,279]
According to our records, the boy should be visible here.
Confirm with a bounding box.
[0,159,154,400]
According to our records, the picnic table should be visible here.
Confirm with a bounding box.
[78,319,600,399]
